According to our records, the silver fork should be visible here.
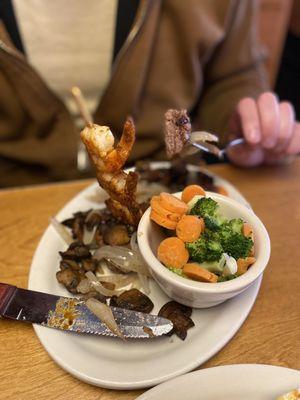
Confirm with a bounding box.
[183,131,245,160]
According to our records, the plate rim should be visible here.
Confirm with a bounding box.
[136,364,300,399]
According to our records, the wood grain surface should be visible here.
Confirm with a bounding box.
[0,161,300,400]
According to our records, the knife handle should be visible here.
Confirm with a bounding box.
[0,283,17,315]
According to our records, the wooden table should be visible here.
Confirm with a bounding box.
[1,161,300,400]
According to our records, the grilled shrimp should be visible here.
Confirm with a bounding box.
[81,117,135,173]
[80,117,143,225]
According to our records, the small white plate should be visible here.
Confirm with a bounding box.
[137,364,300,399]
[28,166,260,389]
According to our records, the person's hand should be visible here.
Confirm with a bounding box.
[227,92,300,167]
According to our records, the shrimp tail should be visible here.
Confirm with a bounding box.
[103,116,135,173]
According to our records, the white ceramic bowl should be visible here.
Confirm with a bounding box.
[137,192,271,308]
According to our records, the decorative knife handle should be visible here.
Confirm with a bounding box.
[0,283,17,315]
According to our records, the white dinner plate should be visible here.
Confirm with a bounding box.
[137,364,300,399]
[28,165,261,390]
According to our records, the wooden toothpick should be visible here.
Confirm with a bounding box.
[71,86,93,127]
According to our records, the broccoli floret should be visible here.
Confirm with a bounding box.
[186,232,223,263]
[217,219,243,242]
[221,232,253,260]
[202,229,219,242]
[187,219,253,263]
[206,238,223,259]
[190,197,225,231]
[229,218,244,234]
[168,267,186,277]
[199,258,225,274]
[217,274,237,282]
[188,202,252,262]
[186,237,207,263]
[221,218,244,237]
[190,197,219,217]
[204,215,222,231]
[216,218,251,259]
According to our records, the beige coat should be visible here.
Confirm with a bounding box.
[0,0,267,186]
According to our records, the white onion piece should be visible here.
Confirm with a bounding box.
[85,209,102,223]
[85,298,124,339]
[76,278,92,294]
[223,253,238,275]
[96,274,128,283]
[50,217,73,246]
[190,131,219,143]
[130,232,139,252]
[96,260,111,275]
[83,225,97,245]
[94,246,150,276]
[97,274,136,289]
[85,271,124,296]
[132,276,142,290]
[138,272,150,294]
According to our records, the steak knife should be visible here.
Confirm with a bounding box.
[0,283,173,339]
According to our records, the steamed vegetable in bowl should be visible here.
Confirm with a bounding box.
[150,185,256,283]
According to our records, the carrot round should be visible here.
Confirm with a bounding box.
[217,186,229,196]
[176,215,204,242]
[150,209,177,230]
[158,237,189,269]
[150,196,182,222]
[183,263,218,283]
[159,192,188,214]
[243,223,254,239]
[243,223,254,256]
[181,185,206,203]
[237,257,256,275]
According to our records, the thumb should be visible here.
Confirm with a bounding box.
[227,142,265,167]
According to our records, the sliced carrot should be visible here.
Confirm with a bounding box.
[168,213,182,222]
[237,257,256,275]
[217,186,229,196]
[176,215,203,242]
[181,185,206,203]
[150,196,182,222]
[243,223,254,238]
[150,195,160,206]
[150,209,177,230]
[157,237,189,269]
[183,263,218,283]
[159,192,188,214]
[243,223,254,256]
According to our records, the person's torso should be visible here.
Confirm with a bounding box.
[0,0,236,181]
[13,0,117,125]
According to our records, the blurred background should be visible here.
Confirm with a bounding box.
[260,0,299,111]
[0,0,299,188]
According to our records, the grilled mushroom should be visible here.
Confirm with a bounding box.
[103,225,130,246]
[110,289,154,313]
[59,259,81,271]
[59,241,91,260]
[56,269,79,294]
[81,258,99,272]
[158,301,194,340]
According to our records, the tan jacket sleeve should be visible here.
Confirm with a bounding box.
[194,0,268,145]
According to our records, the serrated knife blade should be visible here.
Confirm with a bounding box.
[0,283,173,339]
